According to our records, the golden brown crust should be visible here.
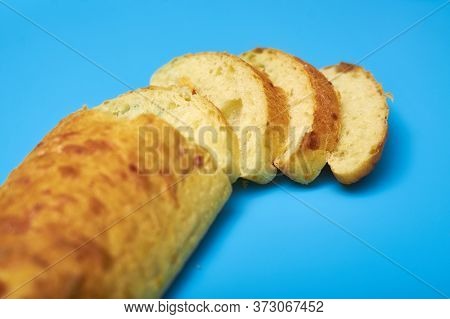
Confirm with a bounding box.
[323,62,389,184]
[248,65,289,178]
[333,62,358,73]
[228,53,289,183]
[242,48,340,183]
[301,59,341,155]
[291,60,341,182]
[0,109,231,298]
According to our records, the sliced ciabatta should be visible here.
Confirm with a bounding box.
[150,52,288,184]
[242,48,340,184]
[95,86,240,182]
[321,62,389,184]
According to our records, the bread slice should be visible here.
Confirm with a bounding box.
[241,48,340,184]
[95,86,240,182]
[321,62,389,184]
[150,52,288,184]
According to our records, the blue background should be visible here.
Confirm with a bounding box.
[1,0,449,298]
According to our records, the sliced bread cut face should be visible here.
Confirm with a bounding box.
[242,48,340,184]
[321,62,389,184]
[150,52,288,184]
[95,86,240,182]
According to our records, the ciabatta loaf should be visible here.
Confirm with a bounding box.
[96,86,240,182]
[321,62,389,184]
[242,48,340,184]
[151,52,288,184]
[0,108,231,298]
